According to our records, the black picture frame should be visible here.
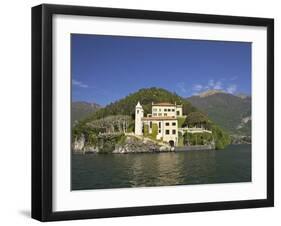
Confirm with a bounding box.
[32,4,274,222]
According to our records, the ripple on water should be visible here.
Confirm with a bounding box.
[72,145,251,190]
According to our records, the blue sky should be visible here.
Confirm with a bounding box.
[72,34,251,106]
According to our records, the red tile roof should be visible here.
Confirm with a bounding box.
[142,116,177,121]
[152,102,175,106]
[152,102,183,107]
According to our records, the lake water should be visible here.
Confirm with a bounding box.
[72,144,251,190]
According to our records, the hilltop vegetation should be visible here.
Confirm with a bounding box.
[83,87,197,121]
[72,88,230,151]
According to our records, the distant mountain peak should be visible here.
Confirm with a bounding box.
[72,101,102,124]
[73,101,101,107]
[235,93,250,99]
[198,89,225,98]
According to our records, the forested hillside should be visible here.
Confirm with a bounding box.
[187,91,251,136]
[73,88,230,151]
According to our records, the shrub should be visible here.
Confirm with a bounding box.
[117,134,126,145]
[127,122,135,132]
[178,132,184,146]
[177,117,186,128]
[99,141,115,153]
[150,123,158,140]
[143,124,149,136]
[87,133,98,146]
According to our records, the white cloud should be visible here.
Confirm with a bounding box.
[208,79,215,87]
[192,84,203,91]
[205,79,223,90]
[226,84,237,94]
[190,79,223,96]
[213,81,223,89]
[72,79,88,88]
[230,76,238,81]
[177,82,187,93]
[188,79,239,96]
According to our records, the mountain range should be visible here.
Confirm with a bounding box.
[72,101,101,124]
[187,90,251,136]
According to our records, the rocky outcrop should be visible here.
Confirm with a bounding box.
[83,146,99,154]
[231,135,251,144]
[236,116,251,129]
[72,134,85,153]
[112,136,172,154]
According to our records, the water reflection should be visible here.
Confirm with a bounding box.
[129,153,185,187]
[155,153,184,186]
[72,145,251,190]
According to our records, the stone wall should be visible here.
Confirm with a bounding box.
[175,144,215,151]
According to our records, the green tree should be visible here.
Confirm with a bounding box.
[211,124,231,149]
[184,112,209,128]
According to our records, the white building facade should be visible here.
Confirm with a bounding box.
[134,101,144,135]
[134,102,184,146]
[150,102,183,118]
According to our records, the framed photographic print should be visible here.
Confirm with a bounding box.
[32,4,274,221]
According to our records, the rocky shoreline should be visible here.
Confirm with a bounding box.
[72,135,172,154]
[72,134,216,154]
[112,136,174,154]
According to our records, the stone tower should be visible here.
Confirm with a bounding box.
[135,101,144,135]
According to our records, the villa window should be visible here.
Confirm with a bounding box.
[164,109,167,112]
[158,130,161,134]
[153,113,157,116]
[165,130,170,135]
[137,110,139,114]
[172,129,176,134]
[172,109,175,112]
[165,122,169,126]
[164,113,167,116]
[153,109,157,112]
[172,122,176,126]
[150,121,152,128]
[168,109,171,112]
[177,111,180,116]
[158,122,161,128]
[158,113,162,116]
